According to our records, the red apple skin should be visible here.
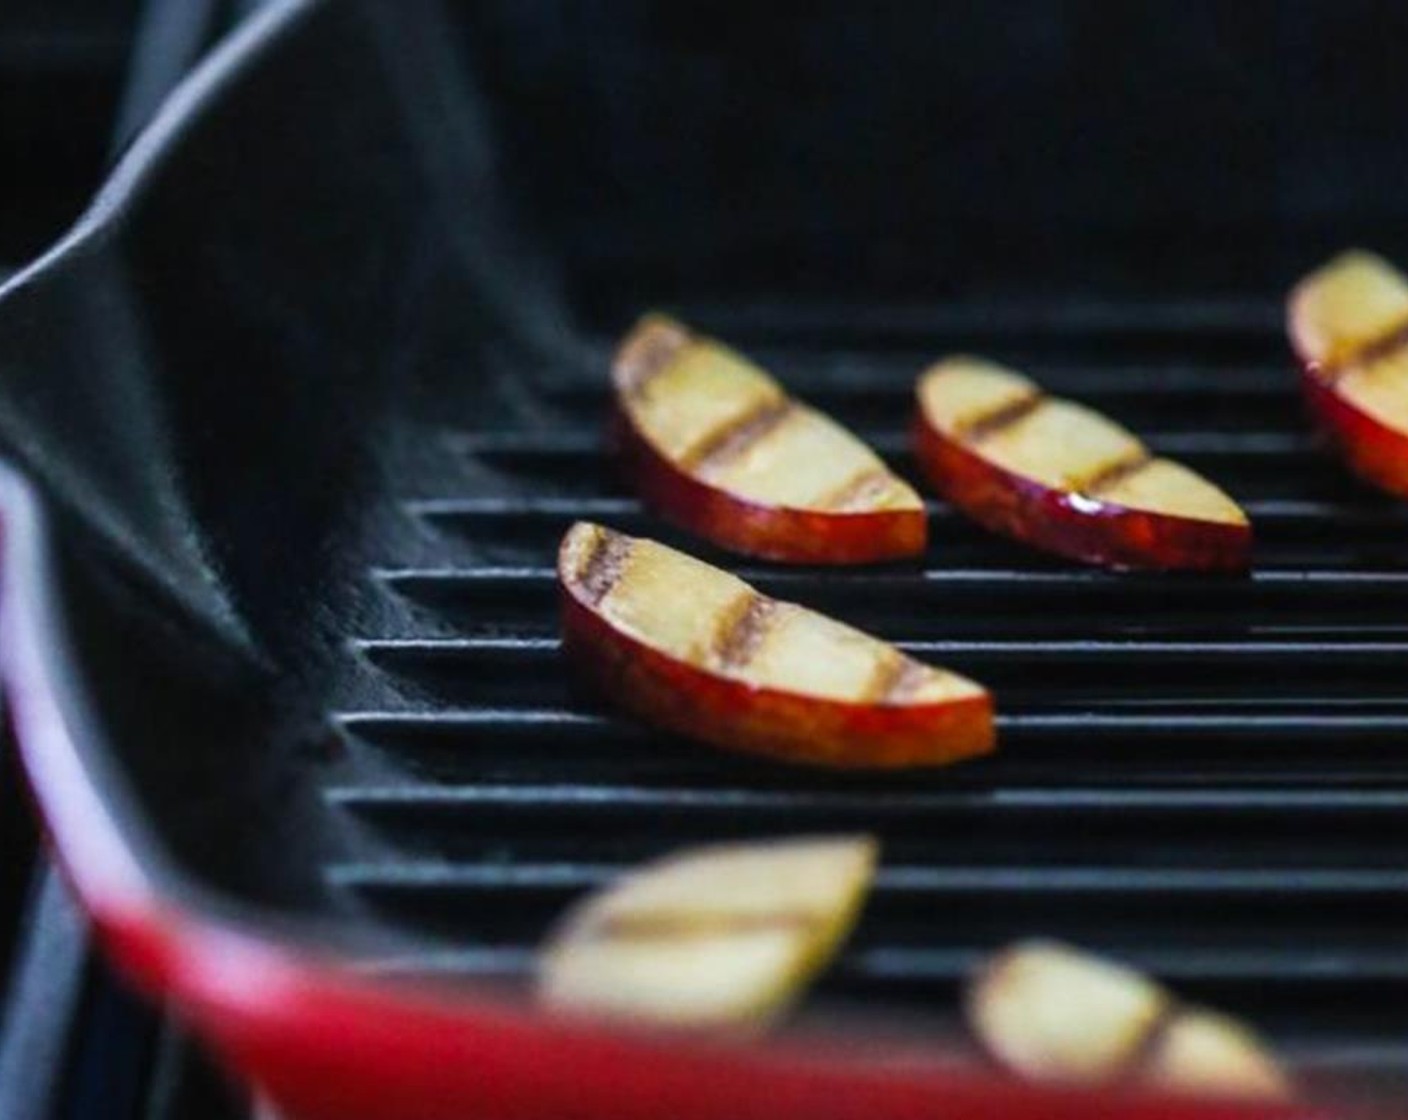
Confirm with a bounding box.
[1299,365,1408,500]
[912,413,1252,573]
[560,583,995,770]
[610,408,927,565]
[1288,258,1408,499]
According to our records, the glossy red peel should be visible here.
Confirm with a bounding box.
[1289,251,1408,499]
[1299,370,1408,498]
[563,587,993,769]
[912,361,1250,572]
[611,408,927,565]
[913,414,1252,572]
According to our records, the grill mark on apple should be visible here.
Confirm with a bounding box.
[684,398,794,474]
[820,466,899,512]
[977,950,1174,1084]
[877,658,935,704]
[861,653,907,704]
[1078,450,1154,498]
[713,594,778,671]
[1117,1000,1184,1085]
[586,909,819,943]
[578,529,633,606]
[613,316,693,397]
[957,391,1045,442]
[1324,316,1408,383]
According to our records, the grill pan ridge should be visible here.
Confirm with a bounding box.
[355,318,1408,1053]
[5,1,1408,1117]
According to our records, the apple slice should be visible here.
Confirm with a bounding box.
[611,314,926,563]
[913,359,1251,571]
[967,941,1290,1100]
[538,836,877,1028]
[559,521,993,768]
[1289,250,1408,498]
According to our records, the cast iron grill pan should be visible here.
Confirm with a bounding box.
[9,2,1408,1115]
[328,309,1408,1093]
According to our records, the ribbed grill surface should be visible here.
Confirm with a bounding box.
[327,302,1408,1087]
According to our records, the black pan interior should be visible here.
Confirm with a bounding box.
[7,0,1408,1085]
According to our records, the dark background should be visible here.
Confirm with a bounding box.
[449,2,1408,310]
[0,2,138,264]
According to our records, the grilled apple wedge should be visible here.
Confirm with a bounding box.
[968,942,1289,1100]
[539,837,877,1028]
[612,314,926,563]
[559,522,993,768]
[1289,251,1408,497]
[914,359,1251,571]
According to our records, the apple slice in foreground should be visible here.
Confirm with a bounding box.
[538,836,877,1028]
[559,521,993,768]
[611,314,926,563]
[1289,250,1408,498]
[967,941,1290,1100]
[913,359,1251,571]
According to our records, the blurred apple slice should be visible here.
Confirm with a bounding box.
[967,941,1290,1100]
[1289,250,1408,498]
[913,359,1251,571]
[538,836,877,1028]
[559,521,993,768]
[1144,1008,1291,1101]
[612,315,926,563]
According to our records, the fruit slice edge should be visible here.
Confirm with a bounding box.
[538,836,878,1028]
[558,521,994,768]
[1290,251,1408,497]
[913,358,1249,570]
[967,940,1290,1100]
[612,315,926,563]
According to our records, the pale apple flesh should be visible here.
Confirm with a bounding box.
[913,359,1251,571]
[537,837,877,1028]
[612,315,926,563]
[1289,251,1408,498]
[967,941,1290,1101]
[558,522,993,768]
